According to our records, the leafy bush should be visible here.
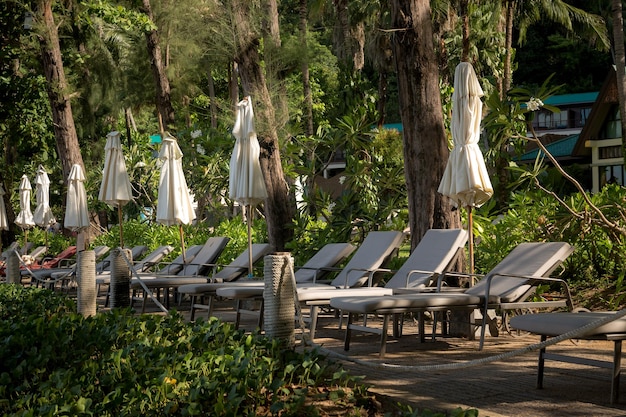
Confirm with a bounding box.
[0,285,369,417]
[473,187,626,309]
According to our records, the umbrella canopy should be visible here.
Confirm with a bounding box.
[64,164,90,232]
[99,131,133,207]
[156,133,196,227]
[15,175,35,230]
[98,131,133,247]
[438,62,493,207]
[156,133,196,260]
[229,97,268,276]
[0,183,8,232]
[229,96,268,206]
[33,165,56,228]
[438,62,493,274]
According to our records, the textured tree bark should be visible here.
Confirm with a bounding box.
[141,0,175,130]
[232,0,295,251]
[390,0,461,250]
[38,0,84,182]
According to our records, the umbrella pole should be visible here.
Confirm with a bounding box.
[247,205,253,277]
[117,204,124,248]
[467,205,474,275]
[179,224,186,263]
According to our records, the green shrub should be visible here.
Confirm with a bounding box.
[0,285,361,417]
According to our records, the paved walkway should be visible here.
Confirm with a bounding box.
[106,294,626,417]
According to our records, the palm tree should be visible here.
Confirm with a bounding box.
[502,0,609,95]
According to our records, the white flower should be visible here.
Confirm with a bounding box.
[339,176,346,185]
[526,97,544,112]
[191,129,202,139]
[196,144,206,155]
[327,202,336,213]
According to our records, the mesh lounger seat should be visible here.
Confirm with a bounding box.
[511,311,626,404]
[218,229,468,336]
[217,231,406,335]
[177,243,273,320]
[215,242,357,328]
[130,237,230,312]
[330,242,575,356]
[96,245,167,304]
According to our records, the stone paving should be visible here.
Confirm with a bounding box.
[105,292,626,417]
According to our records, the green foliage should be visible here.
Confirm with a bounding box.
[0,285,389,417]
[473,186,626,309]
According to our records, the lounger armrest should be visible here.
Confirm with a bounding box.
[403,269,439,287]
[307,266,343,284]
[341,267,392,288]
[436,271,484,290]
[483,273,574,310]
[293,265,340,284]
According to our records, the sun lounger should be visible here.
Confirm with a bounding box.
[510,311,626,404]
[22,245,110,289]
[217,229,466,335]
[130,237,230,312]
[330,241,575,356]
[97,245,174,304]
[215,242,357,328]
[216,231,406,334]
[176,243,273,320]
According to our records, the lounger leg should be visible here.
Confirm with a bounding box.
[611,340,622,404]
[417,311,425,343]
[537,335,546,389]
[392,314,399,338]
[258,298,264,330]
[189,295,197,321]
[235,299,242,329]
[380,314,389,358]
[309,305,318,340]
[141,292,147,313]
[344,313,354,351]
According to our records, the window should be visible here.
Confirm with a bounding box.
[601,106,622,139]
[601,165,626,187]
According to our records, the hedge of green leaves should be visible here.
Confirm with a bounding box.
[0,285,355,416]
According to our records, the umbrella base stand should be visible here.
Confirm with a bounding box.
[77,250,96,317]
[263,253,295,349]
[6,251,20,285]
[110,248,132,308]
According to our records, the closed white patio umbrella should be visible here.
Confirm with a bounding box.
[98,131,133,247]
[229,96,267,276]
[33,165,56,247]
[15,174,35,248]
[64,164,90,233]
[0,183,8,233]
[438,62,493,273]
[156,133,196,261]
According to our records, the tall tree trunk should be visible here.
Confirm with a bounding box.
[300,0,317,216]
[502,0,515,97]
[612,0,626,167]
[390,0,461,249]
[141,0,175,130]
[228,61,239,106]
[299,0,314,137]
[333,0,352,67]
[38,0,84,182]
[207,69,218,129]
[263,0,289,127]
[460,0,470,62]
[232,0,295,251]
